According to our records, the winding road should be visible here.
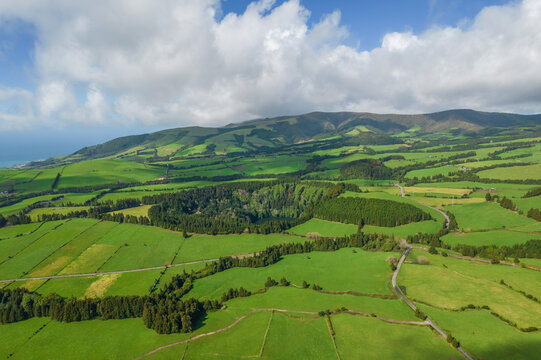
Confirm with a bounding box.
[392,246,474,360]
[394,183,450,228]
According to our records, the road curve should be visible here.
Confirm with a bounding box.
[394,184,450,228]
[392,246,474,360]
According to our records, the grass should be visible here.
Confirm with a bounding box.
[261,313,336,359]
[174,233,305,264]
[405,165,460,179]
[477,164,541,180]
[287,218,358,237]
[0,317,51,359]
[416,305,541,360]
[60,244,119,274]
[0,222,42,239]
[0,219,95,280]
[332,313,458,359]
[28,206,91,221]
[58,159,165,189]
[110,205,152,217]
[445,202,535,231]
[7,318,189,360]
[96,224,184,271]
[442,230,541,247]
[225,287,415,321]
[185,248,396,300]
[401,250,541,328]
[404,186,471,196]
[0,221,62,264]
[184,311,270,359]
[410,196,485,207]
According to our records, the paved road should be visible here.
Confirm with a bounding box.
[0,258,221,283]
[394,184,450,228]
[392,246,475,360]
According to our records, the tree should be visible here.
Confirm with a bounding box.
[302,280,308,288]
[279,277,290,286]
[485,193,492,201]
[264,277,278,288]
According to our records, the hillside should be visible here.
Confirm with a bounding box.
[60,109,541,164]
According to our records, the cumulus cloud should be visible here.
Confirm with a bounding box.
[0,0,540,130]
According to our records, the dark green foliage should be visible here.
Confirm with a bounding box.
[302,280,309,288]
[485,193,492,201]
[447,211,458,231]
[340,159,392,180]
[454,240,541,259]
[527,208,541,221]
[523,187,541,198]
[311,197,431,227]
[220,287,251,302]
[498,196,515,211]
[264,277,278,288]
[279,277,290,286]
[145,181,325,234]
[51,173,61,190]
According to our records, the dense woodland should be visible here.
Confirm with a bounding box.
[311,197,432,227]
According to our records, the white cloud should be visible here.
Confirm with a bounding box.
[0,0,540,130]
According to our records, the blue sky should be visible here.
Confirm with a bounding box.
[0,0,538,164]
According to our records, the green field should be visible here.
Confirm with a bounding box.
[185,248,396,300]
[1,113,541,359]
[445,202,535,231]
[442,229,541,247]
[288,218,358,237]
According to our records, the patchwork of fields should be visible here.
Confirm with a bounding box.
[1,122,541,359]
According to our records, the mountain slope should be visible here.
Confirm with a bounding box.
[66,109,541,162]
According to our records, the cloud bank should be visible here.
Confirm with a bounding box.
[0,0,540,130]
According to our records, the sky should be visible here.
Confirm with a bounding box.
[0,0,539,163]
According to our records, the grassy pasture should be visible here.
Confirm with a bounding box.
[5,318,189,360]
[12,168,60,194]
[445,202,535,231]
[405,165,460,179]
[0,222,42,239]
[287,218,358,237]
[0,194,61,216]
[225,287,415,321]
[27,220,116,278]
[174,233,305,264]
[110,205,151,217]
[402,250,541,328]
[332,313,458,359]
[477,163,541,180]
[184,310,270,359]
[28,206,91,221]
[417,305,541,360]
[185,248,396,300]
[0,317,51,359]
[404,186,470,195]
[0,221,62,264]
[441,230,541,247]
[261,313,336,359]
[410,196,485,207]
[60,244,119,275]
[0,220,97,280]
[96,224,184,271]
[58,159,165,189]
